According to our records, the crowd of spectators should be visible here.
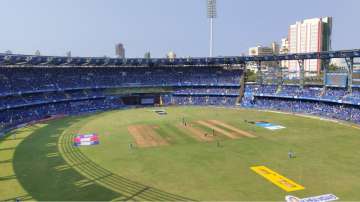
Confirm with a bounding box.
[242,84,360,124]
[170,96,237,106]
[322,87,347,100]
[173,87,239,95]
[0,97,125,131]
[2,65,360,133]
[343,88,360,103]
[0,67,242,95]
[247,84,360,103]
[0,89,105,110]
[170,87,239,106]
[0,66,242,132]
[248,97,360,124]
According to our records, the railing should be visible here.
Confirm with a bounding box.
[172,92,239,97]
[0,83,241,98]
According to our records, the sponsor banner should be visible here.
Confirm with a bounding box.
[251,166,304,192]
[285,194,339,202]
[74,133,99,147]
[255,122,286,130]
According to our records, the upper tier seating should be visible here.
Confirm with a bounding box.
[0,67,242,95]
[0,66,243,133]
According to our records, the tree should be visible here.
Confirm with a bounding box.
[245,69,257,82]
[144,52,151,59]
[328,64,343,72]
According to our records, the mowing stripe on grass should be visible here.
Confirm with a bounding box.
[176,123,214,142]
[0,126,36,201]
[197,120,239,139]
[128,125,169,148]
[58,125,193,201]
[190,122,228,141]
[207,120,256,138]
[61,134,167,201]
[154,123,197,144]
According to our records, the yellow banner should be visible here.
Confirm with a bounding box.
[251,166,305,192]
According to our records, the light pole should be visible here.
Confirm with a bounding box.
[207,0,217,57]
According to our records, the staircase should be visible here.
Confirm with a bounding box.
[236,72,246,105]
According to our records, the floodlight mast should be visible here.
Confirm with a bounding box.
[207,0,217,57]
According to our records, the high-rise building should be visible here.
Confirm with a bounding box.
[66,51,72,58]
[166,51,176,59]
[247,43,279,72]
[249,45,273,56]
[288,17,332,74]
[271,42,280,55]
[115,43,125,58]
[280,38,289,68]
[248,42,279,56]
[144,52,151,59]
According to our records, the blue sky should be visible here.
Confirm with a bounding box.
[1,0,359,58]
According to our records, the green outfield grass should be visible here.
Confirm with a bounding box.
[1,106,360,201]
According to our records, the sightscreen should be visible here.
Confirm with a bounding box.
[141,98,155,105]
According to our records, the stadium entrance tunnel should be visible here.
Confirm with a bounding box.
[121,94,162,106]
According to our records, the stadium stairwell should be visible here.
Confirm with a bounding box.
[237,71,246,105]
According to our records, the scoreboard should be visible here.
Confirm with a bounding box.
[325,73,348,87]
[353,70,360,86]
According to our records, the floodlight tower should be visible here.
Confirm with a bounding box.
[207,0,217,57]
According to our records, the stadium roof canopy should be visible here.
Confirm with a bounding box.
[0,49,359,67]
